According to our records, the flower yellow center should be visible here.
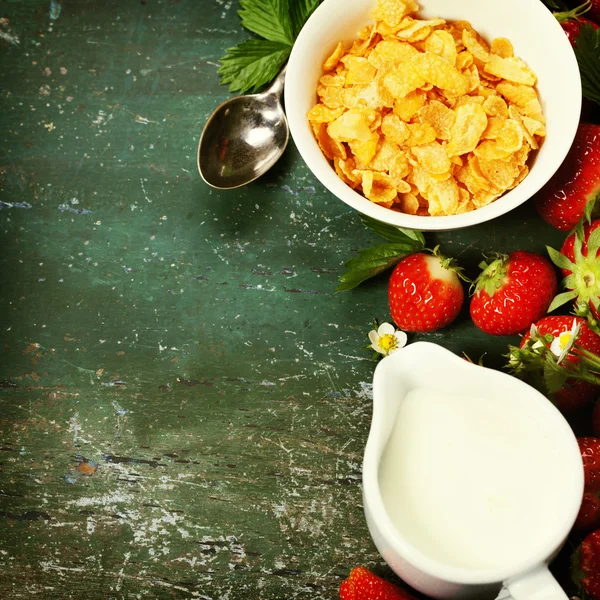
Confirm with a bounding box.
[558,331,572,351]
[379,333,397,351]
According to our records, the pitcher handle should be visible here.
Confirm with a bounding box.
[505,566,568,600]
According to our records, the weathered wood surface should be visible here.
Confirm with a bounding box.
[0,0,572,598]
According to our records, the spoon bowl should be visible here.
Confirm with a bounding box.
[198,68,289,189]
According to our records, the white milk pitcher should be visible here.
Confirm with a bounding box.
[362,342,584,600]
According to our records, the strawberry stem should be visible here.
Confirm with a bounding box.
[554,0,591,21]
[573,345,600,371]
[471,254,508,297]
[507,327,600,392]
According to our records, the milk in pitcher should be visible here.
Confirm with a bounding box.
[378,388,573,571]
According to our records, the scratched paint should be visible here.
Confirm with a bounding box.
[0,0,577,598]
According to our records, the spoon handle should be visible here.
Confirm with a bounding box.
[263,64,287,100]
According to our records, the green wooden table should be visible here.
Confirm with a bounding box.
[0,1,583,598]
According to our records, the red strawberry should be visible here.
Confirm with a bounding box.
[469,251,557,336]
[571,530,600,600]
[560,17,599,44]
[388,249,464,333]
[575,438,600,531]
[340,567,417,600]
[519,316,600,413]
[580,437,600,486]
[550,219,600,322]
[536,122,600,231]
[579,492,600,532]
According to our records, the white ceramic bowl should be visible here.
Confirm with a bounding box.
[285,0,581,231]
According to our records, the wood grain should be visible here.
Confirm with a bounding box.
[0,0,576,598]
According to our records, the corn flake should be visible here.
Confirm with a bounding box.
[357,170,398,205]
[343,56,378,85]
[396,17,445,42]
[417,100,456,140]
[476,155,520,190]
[455,50,473,70]
[485,55,536,85]
[328,109,376,142]
[381,114,410,145]
[312,122,347,161]
[383,67,426,99]
[411,142,451,175]
[348,133,380,167]
[411,52,469,95]
[426,30,457,65]
[399,192,420,214]
[368,40,418,69]
[405,122,437,147]
[372,0,418,28]
[317,84,344,108]
[323,42,346,72]
[446,103,488,156]
[334,156,361,188]
[307,104,346,123]
[462,29,490,63]
[482,94,509,118]
[350,26,380,56]
[428,176,460,215]
[389,151,412,185]
[370,139,403,171]
[393,90,426,120]
[490,37,514,58]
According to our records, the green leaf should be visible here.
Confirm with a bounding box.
[547,290,578,313]
[584,194,598,224]
[290,0,320,37]
[336,243,419,292]
[587,223,600,256]
[574,225,584,259]
[359,215,426,246]
[546,245,576,271]
[238,0,294,45]
[543,355,568,394]
[574,24,600,105]
[218,40,291,93]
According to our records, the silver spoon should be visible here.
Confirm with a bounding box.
[197,66,289,189]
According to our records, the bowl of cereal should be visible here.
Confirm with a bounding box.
[285,0,581,231]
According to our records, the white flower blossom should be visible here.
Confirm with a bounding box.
[368,322,407,357]
[549,319,581,364]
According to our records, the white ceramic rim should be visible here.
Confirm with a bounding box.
[285,0,582,231]
[363,341,585,585]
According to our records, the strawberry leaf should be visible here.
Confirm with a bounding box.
[336,243,421,292]
[547,290,578,312]
[360,215,426,245]
[587,223,600,256]
[584,194,598,224]
[290,0,320,37]
[574,23,600,105]
[218,40,291,93]
[238,0,294,45]
[544,354,569,394]
[547,245,576,271]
